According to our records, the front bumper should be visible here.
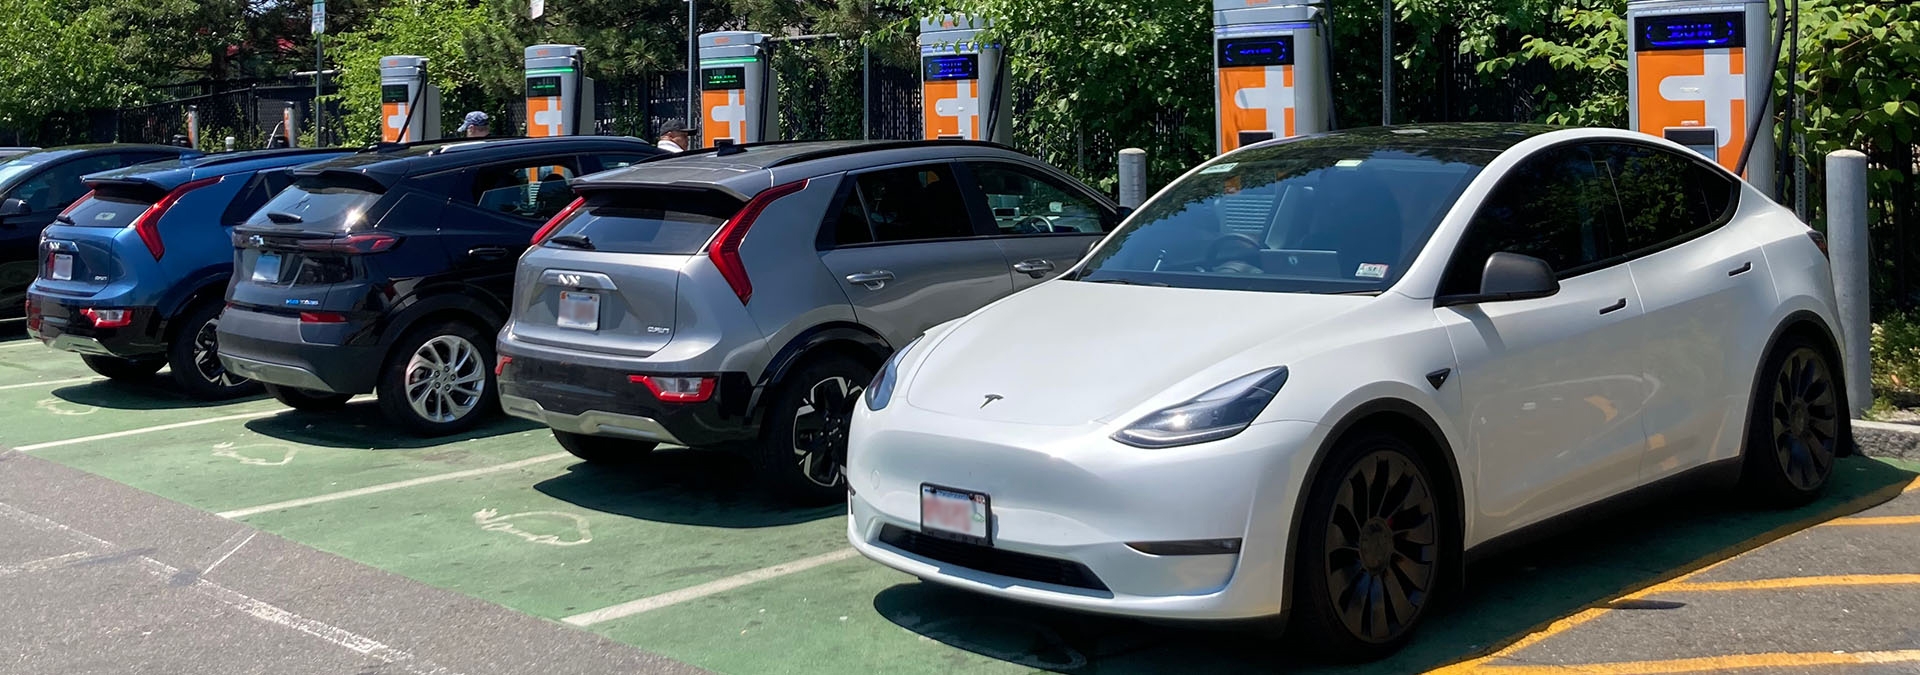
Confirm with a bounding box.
[845,404,1322,620]
[24,292,165,358]
[495,347,759,448]
[215,306,384,394]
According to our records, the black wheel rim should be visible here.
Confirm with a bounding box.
[1770,346,1838,491]
[193,317,240,388]
[1324,450,1437,644]
[792,376,860,488]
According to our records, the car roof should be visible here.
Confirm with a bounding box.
[573,139,1033,199]
[3,143,195,166]
[1249,123,1566,155]
[83,148,354,191]
[287,136,660,189]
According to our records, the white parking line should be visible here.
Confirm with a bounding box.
[562,548,861,626]
[0,551,91,577]
[0,339,45,349]
[0,376,98,391]
[15,410,282,452]
[217,452,573,519]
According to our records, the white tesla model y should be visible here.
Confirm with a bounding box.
[846,124,1851,659]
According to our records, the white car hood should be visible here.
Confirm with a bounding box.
[903,281,1374,426]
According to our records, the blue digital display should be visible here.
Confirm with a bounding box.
[923,54,980,81]
[1636,12,1745,51]
[1218,36,1294,67]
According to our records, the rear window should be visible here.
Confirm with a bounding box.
[61,189,154,228]
[547,189,745,255]
[245,180,381,232]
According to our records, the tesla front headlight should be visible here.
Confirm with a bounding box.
[1112,367,1289,448]
[864,336,922,411]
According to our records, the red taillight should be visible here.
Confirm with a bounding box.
[495,356,513,376]
[710,180,808,304]
[531,197,586,244]
[295,233,399,254]
[132,177,222,260]
[81,307,134,328]
[58,190,95,220]
[299,311,348,324]
[1808,230,1829,259]
[629,374,716,403]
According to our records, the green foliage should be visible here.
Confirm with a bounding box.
[1871,310,1920,408]
[0,0,144,133]
[326,0,519,144]
[1479,0,1628,126]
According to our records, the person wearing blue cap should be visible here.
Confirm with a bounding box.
[457,111,491,138]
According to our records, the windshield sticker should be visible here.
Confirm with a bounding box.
[1356,263,1389,279]
[1335,159,1365,168]
[1199,162,1237,174]
[94,212,116,222]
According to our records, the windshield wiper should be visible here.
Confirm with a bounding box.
[1079,277,1168,287]
[546,233,596,250]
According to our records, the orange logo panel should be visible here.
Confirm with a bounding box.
[702,89,750,147]
[1636,48,1747,171]
[381,102,407,142]
[1217,65,1296,152]
[922,80,980,140]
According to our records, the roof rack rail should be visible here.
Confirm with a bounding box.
[666,139,814,160]
[189,147,347,169]
[762,139,1009,168]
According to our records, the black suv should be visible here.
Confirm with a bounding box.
[217,136,664,435]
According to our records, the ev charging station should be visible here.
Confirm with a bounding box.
[378,56,440,143]
[524,45,595,138]
[1212,0,1333,153]
[917,15,1011,144]
[1627,0,1774,192]
[697,31,778,147]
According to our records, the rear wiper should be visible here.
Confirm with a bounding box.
[266,211,303,224]
[546,234,596,250]
[53,215,73,225]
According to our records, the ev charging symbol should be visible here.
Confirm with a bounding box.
[532,97,565,137]
[1656,49,1744,156]
[934,80,980,139]
[1233,65,1296,131]
[711,90,748,142]
[385,103,410,141]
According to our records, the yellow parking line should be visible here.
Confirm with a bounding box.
[1423,474,1917,674]
[1826,514,1920,526]
[1469,648,1920,673]
[1663,573,1920,592]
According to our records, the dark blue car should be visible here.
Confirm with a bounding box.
[25,148,352,398]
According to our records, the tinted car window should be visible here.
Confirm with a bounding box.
[1076,144,1488,294]
[1440,145,1623,295]
[222,170,292,227]
[548,189,743,254]
[1597,143,1739,253]
[471,158,580,221]
[824,182,875,247]
[965,162,1108,235]
[852,164,974,243]
[246,179,382,232]
[62,190,153,228]
[13,155,121,213]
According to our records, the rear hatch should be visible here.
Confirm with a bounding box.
[35,180,187,296]
[229,173,390,314]
[512,187,744,357]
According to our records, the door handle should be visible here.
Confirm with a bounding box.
[1011,259,1056,278]
[844,270,895,290]
[1727,261,1752,276]
[467,246,510,261]
[1599,298,1628,315]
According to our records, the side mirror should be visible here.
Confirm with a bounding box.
[0,198,27,217]
[1437,252,1559,307]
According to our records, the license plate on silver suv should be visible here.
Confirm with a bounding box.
[557,290,600,331]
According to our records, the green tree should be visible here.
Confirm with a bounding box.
[0,0,140,141]
[326,0,520,143]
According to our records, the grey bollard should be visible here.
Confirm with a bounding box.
[224,136,236,153]
[1117,148,1147,210]
[1826,149,1871,417]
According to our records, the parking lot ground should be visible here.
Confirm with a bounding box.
[2,331,1918,674]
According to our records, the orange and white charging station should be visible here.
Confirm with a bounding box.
[1213,0,1332,154]
[918,15,1010,144]
[524,45,595,138]
[1628,0,1774,193]
[379,55,440,143]
[697,31,779,147]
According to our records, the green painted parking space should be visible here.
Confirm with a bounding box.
[0,366,289,448]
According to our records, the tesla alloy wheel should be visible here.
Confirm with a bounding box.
[1295,431,1444,660]
[756,354,872,504]
[378,321,497,437]
[1744,336,1847,506]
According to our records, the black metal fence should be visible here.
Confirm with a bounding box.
[111,84,343,150]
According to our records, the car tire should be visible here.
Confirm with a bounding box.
[376,320,497,437]
[167,301,260,399]
[264,383,353,411]
[552,430,657,464]
[81,354,164,381]
[1740,334,1848,506]
[753,354,873,505]
[1291,430,1446,661]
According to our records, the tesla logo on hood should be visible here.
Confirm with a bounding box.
[979,394,1003,408]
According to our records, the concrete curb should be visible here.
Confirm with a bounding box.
[1854,419,1920,461]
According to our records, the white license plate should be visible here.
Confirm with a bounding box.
[50,254,72,281]
[557,290,600,331]
[252,253,282,283]
[921,484,991,545]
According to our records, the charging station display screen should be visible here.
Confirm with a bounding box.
[381,84,409,104]
[1636,12,1745,51]
[527,76,562,98]
[923,55,980,81]
[1217,36,1295,67]
[703,67,746,91]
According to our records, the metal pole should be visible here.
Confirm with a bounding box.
[1826,149,1871,417]
[1381,0,1393,125]
[1790,0,1807,220]
[862,43,871,141]
[687,0,698,133]
[1117,148,1147,209]
[314,35,324,145]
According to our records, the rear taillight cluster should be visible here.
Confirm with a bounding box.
[132,177,223,260]
[1808,230,1830,259]
[233,232,400,254]
[630,375,716,403]
[531,197,586,245]
[81,307,133,328]
[709,180,809,305]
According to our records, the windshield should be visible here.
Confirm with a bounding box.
[1073,143,1491,294]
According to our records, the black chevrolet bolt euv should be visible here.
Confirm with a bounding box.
[216,136,665,436]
